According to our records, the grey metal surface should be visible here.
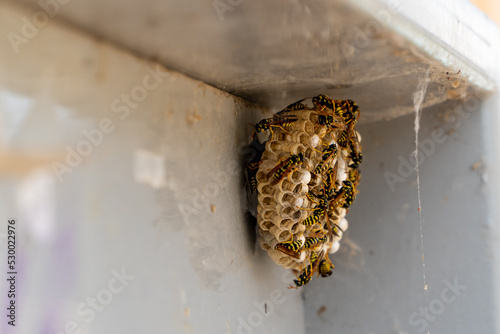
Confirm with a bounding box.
[0,6,304,333]
[7,0,497,122]
[1,1,500,334]
[304,101,498,333]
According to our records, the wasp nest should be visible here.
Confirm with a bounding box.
[246,95,363,288]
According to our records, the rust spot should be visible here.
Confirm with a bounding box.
[186,112,202,125]
[317,305,327,316]
[471,161,482,170]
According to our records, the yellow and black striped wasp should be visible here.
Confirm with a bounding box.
[334,99,360,119]
[275,236,304,259]
[288,250,333,288]
[313,96,360,136]
[347,132,363,168]
[267,152,305,185]
[336,130,350,149]
[288,251,320,289]
[301,168,343,240]
[245,136,266,193]
[315,114,347,142]
[313,144,337,174]
[319,257,334,277]
[312,94,335,112]
[345,162,361,201]
[350,150,363,169]
[340,110,358,130]
[300,193,327,227]
[253,114,298,139]
[302,231,328,250]
[276,98,310,116]
[347,166,361,189]
[336,100,361,148]
[246,160,261,193]
[312,95,359,120]
[328,180,355,210]
[317,114,337,127]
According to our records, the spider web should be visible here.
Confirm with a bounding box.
[412,68,431,334]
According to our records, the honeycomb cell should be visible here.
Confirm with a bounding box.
[280,180,297,192]
[280,206,295,219]
[329,240,340,254]
[338,218,349,231]
[293,197,304,209]
[295,174,311,187]
[290,221,305,234]
[261,220,274,231]
[262,196,277,207]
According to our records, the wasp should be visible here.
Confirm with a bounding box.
[276,98,309,115]
[306,189,320,203]
[336,130,350,149]
[337,102,360,143]
[350,151,363,168]
[300,199,326,226]
[312,96,360,121]
[317,114,336,127]
[245,136,265,192]
[290,265,312,289]
[308,167,335,200]
[347,167,360,187]
[275,237,304,259]
[345,165,361,201]
[268,152,305,185]
[341,110,358,129]
[323,167,338,198]
[302,232,328,250]
[329,223,343,237]
[288,251,320,289]
[335,99,359,117]
[246,160,261,192]
[348,134,363,168]
[314,144,337,174]
[306,167,343,239]
[322,204,341,240]
[300,201,339,239]
[312,94,335,111]
[319,258,334,277]
[329,180,355,210]
[330,99,358,120]
[253,115,298,139]
[315,114,347,140]
[301,169,333,228]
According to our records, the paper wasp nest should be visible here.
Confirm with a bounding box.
[248,95,362,287]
